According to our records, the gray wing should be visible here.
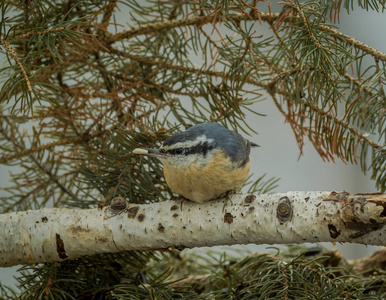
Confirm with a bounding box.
[237,138,251,167]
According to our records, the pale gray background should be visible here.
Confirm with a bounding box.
[0,1,384,290]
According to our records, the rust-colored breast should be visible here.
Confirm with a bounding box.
[163,150,251,203]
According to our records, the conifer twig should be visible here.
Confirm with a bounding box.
[302,100,383,150]
[318,24,386,62]
[0,137,83,164]
[0,39,32,92]
[6,27,66,41]
[109,12,280,42]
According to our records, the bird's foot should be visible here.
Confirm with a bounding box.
[219,190,235,212]
[171,195,189,210]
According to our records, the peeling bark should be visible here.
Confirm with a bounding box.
[0,191,385,267]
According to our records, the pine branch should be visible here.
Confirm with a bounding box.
[303,100,383,150]
[0,136,83,164]
[0,39,32,92]
[9,10,381,95]
[109,12,280,42]
[318,24,386,62]
[1,191,385,267]
[5,27,67,41]
[7,244,386,299]
[108,9,386,64]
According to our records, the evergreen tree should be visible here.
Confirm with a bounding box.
[0,0,385,298]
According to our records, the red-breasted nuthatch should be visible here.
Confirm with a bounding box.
[133,122,258,203]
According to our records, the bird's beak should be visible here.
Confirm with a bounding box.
[132,148,166,158]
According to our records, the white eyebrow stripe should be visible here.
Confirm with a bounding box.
[162,135,214,150]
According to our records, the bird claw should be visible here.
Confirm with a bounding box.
[220,190,235,212]
[171,195,188,210]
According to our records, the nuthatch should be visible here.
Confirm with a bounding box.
[133,122,258,203]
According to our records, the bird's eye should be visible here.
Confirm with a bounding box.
[168,148,185,155]
[175,148,184,155]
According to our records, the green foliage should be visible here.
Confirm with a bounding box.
[80,124,173,205]
[320,0,386,13]
[1,0,385,200]
[0,0,385,298]
[190,246,386,299]
[1,246,385,299]
[372,146,386,191]
[8,251,162,300]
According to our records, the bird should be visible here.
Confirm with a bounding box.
[133,122,258,203]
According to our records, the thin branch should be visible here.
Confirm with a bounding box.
[0,137,83,164]
[0,39,32,91]
[109,12,280,43]
[96,0,118,40]
[30,155,80,202]
[107,10,386,64]
[5,27,66,41]
[302,100,383,150]
[108,46,270,89]
[294,3,322,50]
[342,73,376,98]
[318,24,386,62]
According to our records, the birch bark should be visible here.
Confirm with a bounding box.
[1,191,385,267]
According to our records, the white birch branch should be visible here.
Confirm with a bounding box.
[1,191,385,267]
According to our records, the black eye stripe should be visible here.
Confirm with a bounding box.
[166,142,215,156]
[168,148,185,155]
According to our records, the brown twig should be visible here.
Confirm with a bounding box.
[6,27,66,41]
[0,137,83,164]
[0,39,32,91]
[109,12,280,43]
[318,24,386,62]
